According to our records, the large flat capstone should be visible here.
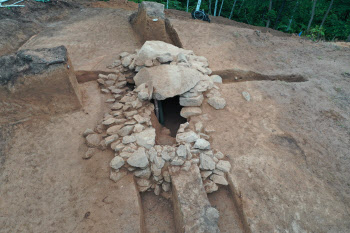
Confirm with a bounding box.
[134,41,192,67]
[134,65,202,100]
[170,164,220,233]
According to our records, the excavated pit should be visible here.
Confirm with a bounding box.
[212,69,307,83]
[141,192,176,233]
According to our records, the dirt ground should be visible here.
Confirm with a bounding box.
[0,0,350,232]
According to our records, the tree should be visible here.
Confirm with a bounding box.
[307,0,318,33]
[266,0,273,28]
[237,0,245,15]
[209,0,212,15]
[219,0,225,16]
[229,0,238,19]
[320,0,335,29]
[287,0,299,31]
[273,0,287,29]
[214,0,219,16]
[196,0,202,11]
[186,0,189,12]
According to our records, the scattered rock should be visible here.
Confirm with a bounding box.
[110,156,125,170]
[179,94,204,107]
[199,154,216,170]
[211,75,222,83]
[204,179,218,193]
[123,135,136,144]
[193,138,211,150]
[195,122,203,132]
[242,91,251,101]
[216,160,231,173]
[83,128,95,137]
[107,125,123,135]
[162,182,171,192]
[180,107,202,118]
[117,125,134,137]
[83,148,96,159]
[134,167,151,179]
[127,148,149,168]
[85,134,101,148]
[134,128,155,149]
[176,131,199,143]
[207,96,226,109]
[210,174,228,185]
[176,145,187,158]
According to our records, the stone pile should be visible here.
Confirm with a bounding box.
[83,41,232,195]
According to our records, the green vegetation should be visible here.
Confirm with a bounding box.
[130,0,350,41]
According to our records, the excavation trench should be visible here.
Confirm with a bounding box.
[212,69,307,83]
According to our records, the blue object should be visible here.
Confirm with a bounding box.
[299,31,303,36]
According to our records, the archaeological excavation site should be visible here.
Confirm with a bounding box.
[1,0,350,232]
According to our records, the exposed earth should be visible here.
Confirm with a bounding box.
[0,0,349,233]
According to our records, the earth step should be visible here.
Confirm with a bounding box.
[170,164,220,233]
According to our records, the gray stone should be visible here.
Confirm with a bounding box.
[200,154,216,170]
[216,160,231,173]
[151,163,162,176]
[176,145,187,158]
[204,179,218,193]
[134,167,151,179]
[242,91,251,101]
[193,138,211,150]
[102,118,116,126]
[214,151,225,159]
[127,148,149,168]
[154,184,161,195]
[120,152,133,159]
[162,182,171,192]
[110,156,125,170]
[181,161,192,171]
[176,131,199,143]
[124,110,138,118]
[83,128,95,137]
[85,134,101,148]
[134,65,202,100]
[83,148,96,159]
[156,53,173,63]
[148,147,157,162]
[133,124,145,133]
[163,171,171,183]
[134,128,155,149]
[177,53,188,63]
[154,156,165,169]
[207,97,226,109]
[107,125,123,135]
[111,103,123,110]
[134,41,192,67]
[210,174,228,185]
[170,164,220,233]
[180,107,202,118]
[122,135,136,144]
[195,122,203,132]
[211,75,222,83]
[179,94,204,107]
[105,134,119,146]
[201,171,213,179]
[117,125,134,137]
[171,157,185,166]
